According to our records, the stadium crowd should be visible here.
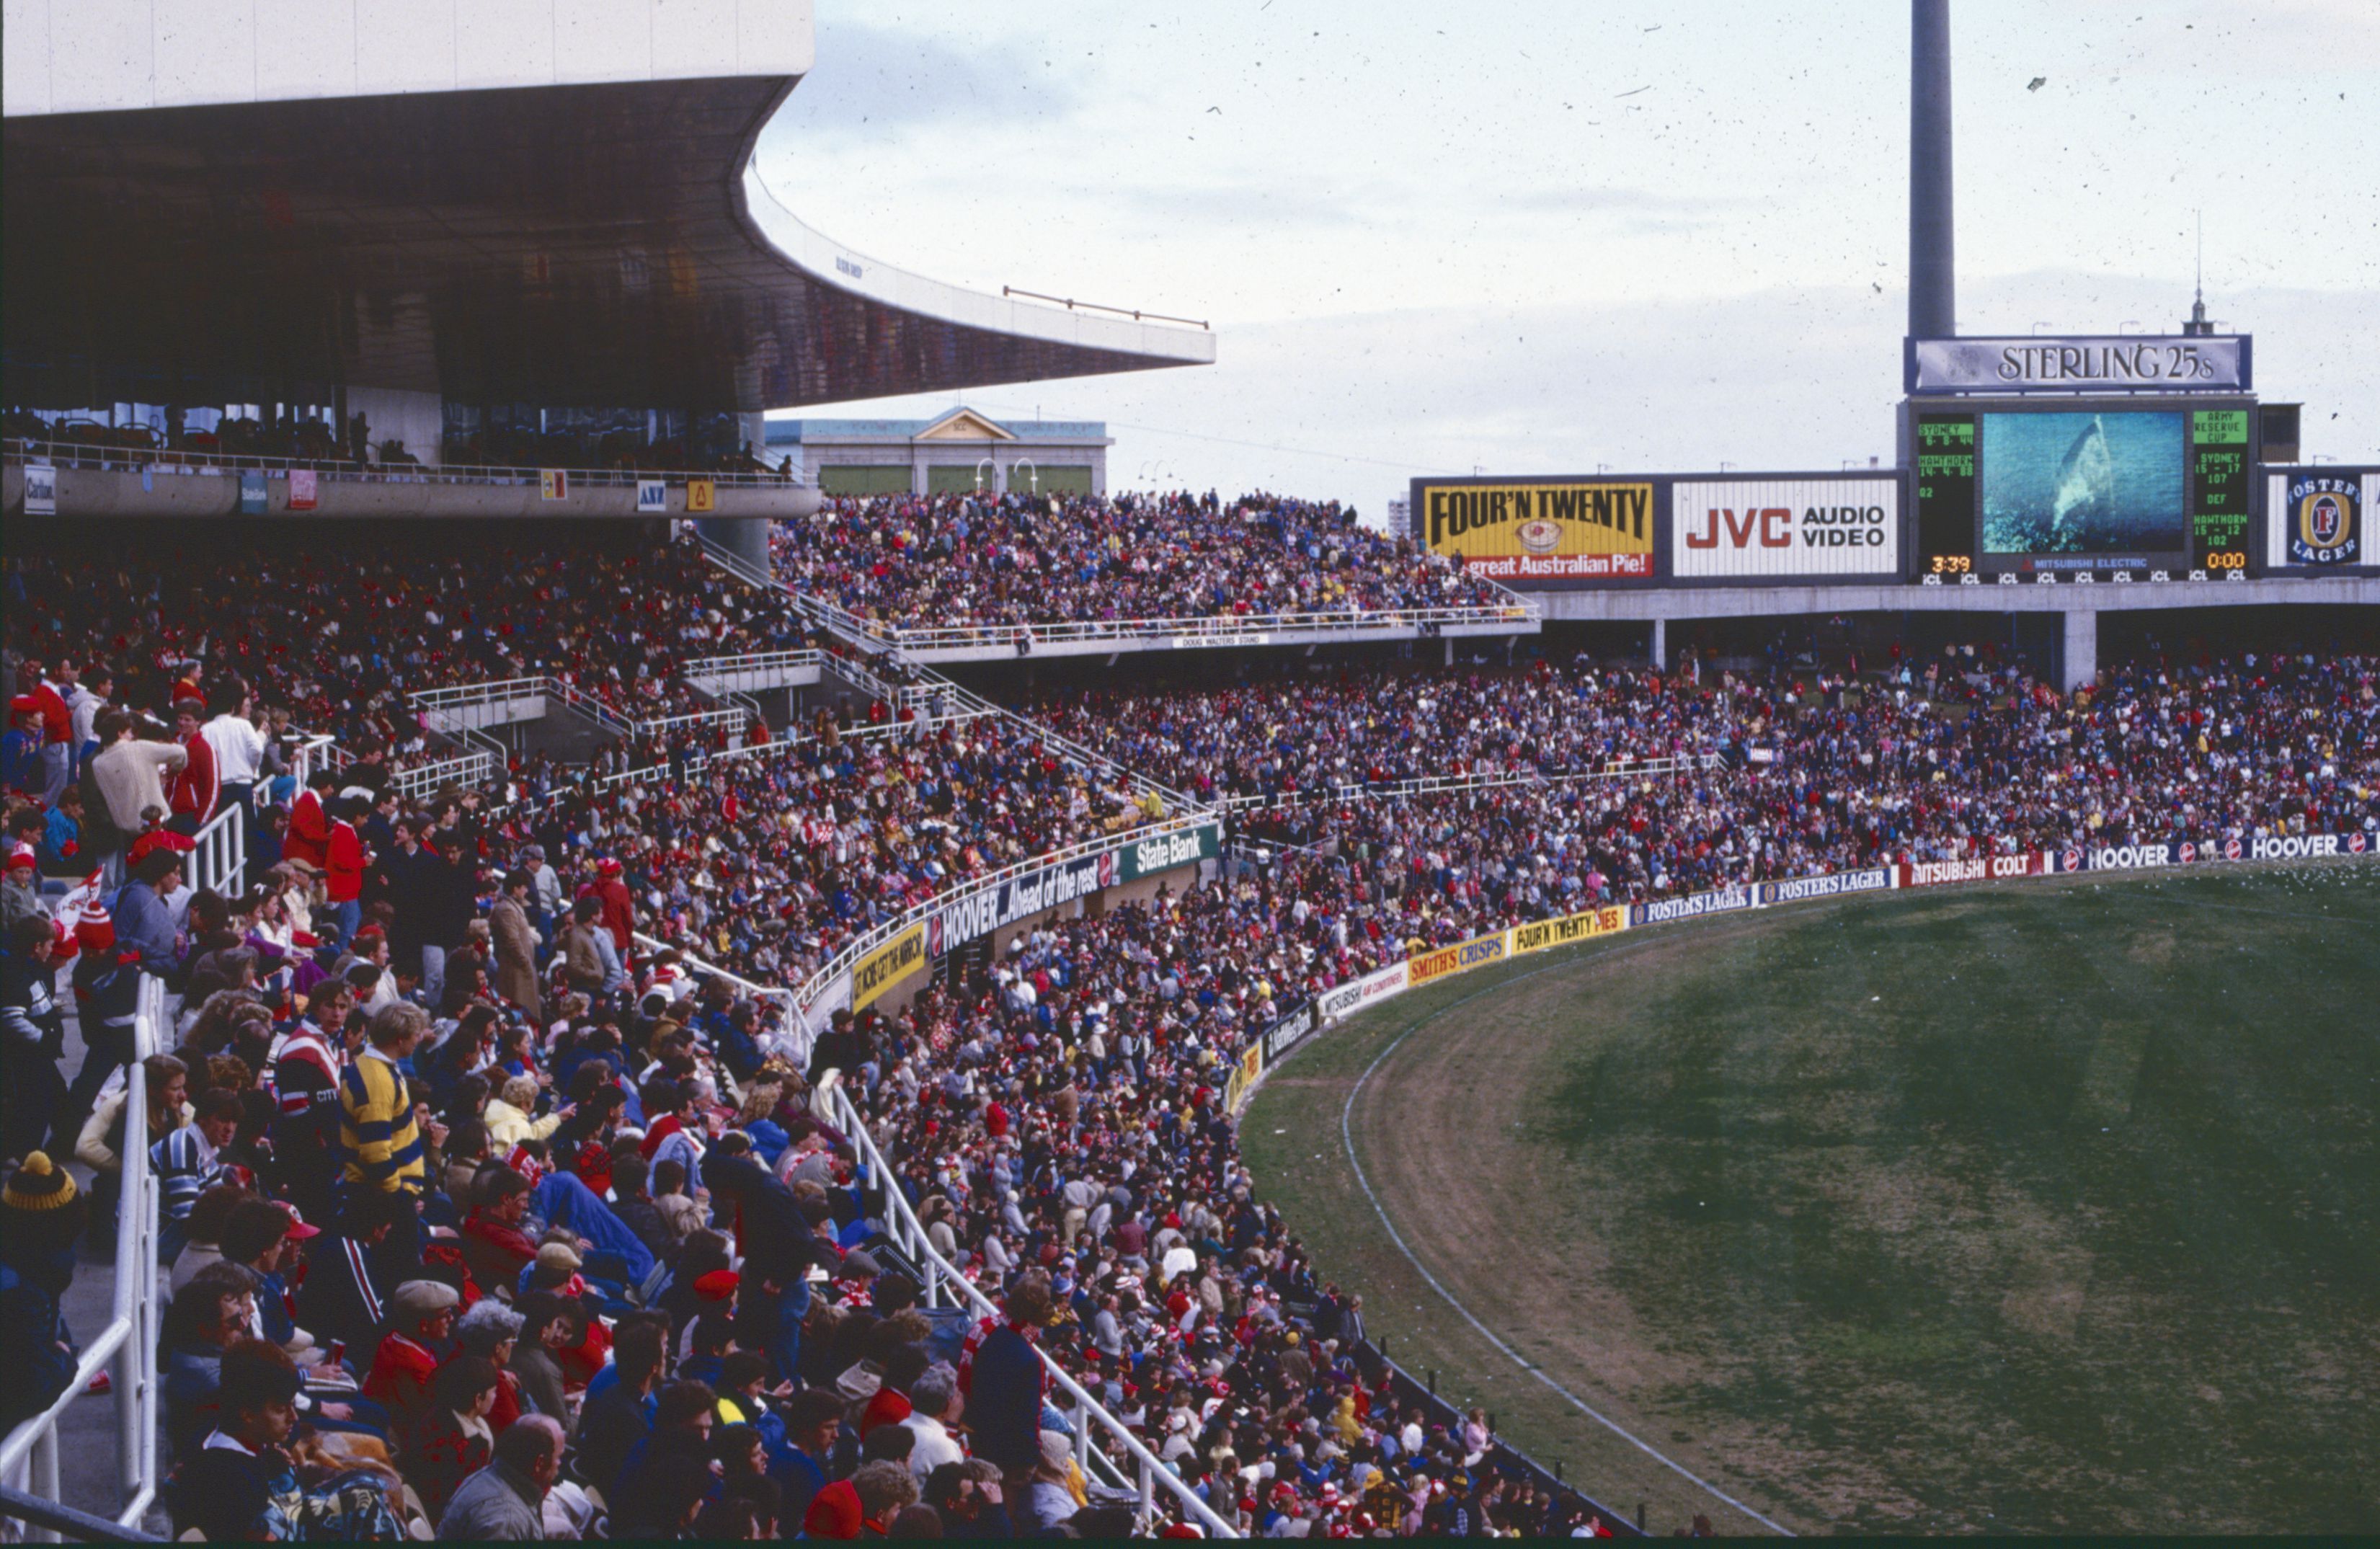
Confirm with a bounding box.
[1,533,812,791]
[771,490,1509,634]
[4,516,2377,1540]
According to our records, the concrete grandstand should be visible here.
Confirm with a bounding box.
[1,0,2374,1541]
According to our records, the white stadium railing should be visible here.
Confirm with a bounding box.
[1215,752,1729,814]
[812,1076,1240,1536]
[0,975,165,1539]
[795,595,1542,657]
[187,802,246,898]
[5,435,809,489]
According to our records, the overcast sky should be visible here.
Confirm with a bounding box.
[756,1,2379,524]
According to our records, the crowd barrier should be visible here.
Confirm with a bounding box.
[5,435,807,490]
[0,976,166,1540]
[1215,754,1725,817]
[791,585,1542,660]
[812,1079,1243,1537]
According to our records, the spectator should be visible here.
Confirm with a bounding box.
[439,1411,563,1540]
[407,1352,501,1519]
[166,1336,401,1540]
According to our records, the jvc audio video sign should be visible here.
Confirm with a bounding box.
[1671,476,1901,579]
[1906,335,2250,394]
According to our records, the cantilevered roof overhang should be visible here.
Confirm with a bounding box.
[1,1,1212,412]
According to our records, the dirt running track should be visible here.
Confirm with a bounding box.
[1244,864,2380,1537]
[1244,914,1819,1537]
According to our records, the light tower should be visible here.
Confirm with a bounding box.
[1909,0,1956,341]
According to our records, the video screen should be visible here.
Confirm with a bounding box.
[1980,411,2186,556]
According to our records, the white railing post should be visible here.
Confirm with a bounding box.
[1,977,164,1532]
[188,802,246,897]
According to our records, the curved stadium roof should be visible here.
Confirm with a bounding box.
[0,0,1213,412]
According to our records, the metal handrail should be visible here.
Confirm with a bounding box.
[693,534,782,594]
[404,676,549,714]
[815,1080,1239,1536]
[0,976,164,1536]
[187,802,245,897]
[1216,753,1727,813]
[818,655,1205,819]
[999,285,1212,332]
[801,598,1540,652]
[680,648,825,678]
[3,436,809,489]
[626,706,750,739]
[404,674,639,737]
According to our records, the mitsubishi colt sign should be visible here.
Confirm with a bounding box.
[1671,477,1901,579]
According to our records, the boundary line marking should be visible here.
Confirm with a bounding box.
[1338,954,1801,1537]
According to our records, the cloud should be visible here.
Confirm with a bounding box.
[1495,186,1751,218]
[762,19,1084,144]
[860,272,2380,525]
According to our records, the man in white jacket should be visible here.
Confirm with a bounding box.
[201,685,268,829]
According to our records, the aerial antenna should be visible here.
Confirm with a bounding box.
[2185,210,2213,336]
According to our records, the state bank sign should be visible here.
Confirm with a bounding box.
[1671,476,1901,579]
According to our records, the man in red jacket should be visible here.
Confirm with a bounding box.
[166,700,218,828]
[592,856,635,955]
[283,767,338,870]
[324,796,368,948]
[23,660,76,804]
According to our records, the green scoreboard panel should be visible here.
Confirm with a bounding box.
[1911,395,2257,584]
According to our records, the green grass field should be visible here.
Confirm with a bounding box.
[1243,863,2380,1535]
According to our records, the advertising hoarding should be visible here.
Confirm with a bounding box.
[924,821,1220,956]
[1261,1002,1318,1062]
[1899,852,2066,887]
[1757,868,1894,905]
[1411,479,1654,583]
[1671,477,1901,578]
[1315,962,1410,1024]
[1406,931,1509,985]
[1509,905,1628,956]
[1630,887,1754,926]
[1907,335,2250,394]
[851,923,926,1011]
[2263,469,2371,569]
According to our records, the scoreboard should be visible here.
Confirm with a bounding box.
[1911,395,2256,580]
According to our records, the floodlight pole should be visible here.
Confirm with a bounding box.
[1909,0,1956,341]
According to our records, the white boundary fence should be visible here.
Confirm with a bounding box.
[0,975,165,1540]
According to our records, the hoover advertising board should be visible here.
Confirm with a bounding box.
[1411,477,1653,585]
[1671,476,1901,579]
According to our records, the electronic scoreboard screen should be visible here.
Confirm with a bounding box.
[1912,396,2253,580]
